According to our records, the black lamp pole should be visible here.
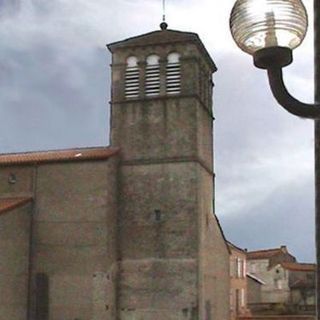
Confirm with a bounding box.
[314,0,320,317]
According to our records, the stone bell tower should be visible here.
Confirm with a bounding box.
[108,24,230,320]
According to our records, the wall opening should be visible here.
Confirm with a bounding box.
[125,56,139,99]
[35,273,49,320]
[145,54,160,96]
[166,52,181,95]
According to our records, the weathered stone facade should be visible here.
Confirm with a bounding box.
[0,27,230,320]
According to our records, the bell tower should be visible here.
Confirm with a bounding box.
[108,25,229,319]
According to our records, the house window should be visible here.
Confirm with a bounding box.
[241,288,245,307]
[145,54,160,96]
[242,260,246,278]
[125,56,139,98]
[8,173,17,184]
[237,258,241,278]
[235,258,246,278]
[166,52,181,94]
[275,279,282,289]
[230,289,234,310]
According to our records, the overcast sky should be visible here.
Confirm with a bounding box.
[0,0,316,262]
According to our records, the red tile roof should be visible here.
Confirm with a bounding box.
[281,262,316,272]
[247,247,288,260]
[0,147,119,166]
[0,197,33,215]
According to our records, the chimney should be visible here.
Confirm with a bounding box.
[280,245,287,253]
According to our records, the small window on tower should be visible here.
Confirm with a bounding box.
[166,52,181,95]
[145,54,160,96]
[125,56,139,99]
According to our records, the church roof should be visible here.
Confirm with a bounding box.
[0,197,33,215]
[0,147,119,166]
[107,28,217,71]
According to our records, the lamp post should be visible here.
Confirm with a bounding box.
[229,0,320,317]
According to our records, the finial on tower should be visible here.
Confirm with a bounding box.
[160,0,168,30]
[160,22,168,30]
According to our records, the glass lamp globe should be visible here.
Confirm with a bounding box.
[230,0,308,55]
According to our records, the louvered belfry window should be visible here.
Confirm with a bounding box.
[145,55,160,96]
[125,56,139,98]
[166,53,181,95]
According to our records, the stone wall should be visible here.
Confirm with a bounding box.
[198,166,230,320]
[247,278,262,304]
[31,158,119,320]
[0,166,34,197]
[0,203,32,320]
[119,161,199,319]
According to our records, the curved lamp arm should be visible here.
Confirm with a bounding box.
[267,67,320,119]
[253,46,320,119]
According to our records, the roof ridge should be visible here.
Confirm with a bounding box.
[0,146,120,165]
[107,28,199,49]
[281,262,315,266]
[279,261,316,271]
[247,248,281,253]
[0,146,117,157]
[107,28,217,72]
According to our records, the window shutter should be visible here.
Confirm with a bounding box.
[166,53,181,94]
[145,55,160,96]
[125,56,139,98]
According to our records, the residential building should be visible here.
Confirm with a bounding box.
[228,241,250,319]
[282,262,315,314]
[247,246,296,305]
[0,24,230,320]
[247,246,315,315]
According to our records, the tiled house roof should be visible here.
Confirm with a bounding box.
[247,246,292,260]
[0,197,33,215]
[0,147,119,166]
[281,262,316,272]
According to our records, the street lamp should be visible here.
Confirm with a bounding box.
[230,0,320,317]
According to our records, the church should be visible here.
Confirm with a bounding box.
[0,23,230,320]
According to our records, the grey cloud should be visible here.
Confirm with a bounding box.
[221,175,315,262]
